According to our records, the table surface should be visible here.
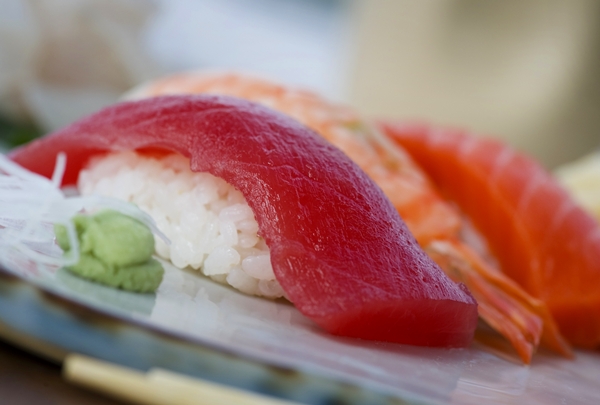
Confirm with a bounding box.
[0,338,124,405]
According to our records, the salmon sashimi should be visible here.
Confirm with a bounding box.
[381,122,600,349]
[124,71,571,362]
[10,95,479,347]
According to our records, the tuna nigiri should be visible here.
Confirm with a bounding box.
[381,122,600,349]
[10,95,479,347]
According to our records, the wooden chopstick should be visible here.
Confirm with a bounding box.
[63,354,303,405]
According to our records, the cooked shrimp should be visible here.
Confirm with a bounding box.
[125,71,571,363]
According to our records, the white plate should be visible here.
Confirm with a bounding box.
[1,258,599,405]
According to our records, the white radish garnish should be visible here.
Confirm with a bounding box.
[0,153,167,272]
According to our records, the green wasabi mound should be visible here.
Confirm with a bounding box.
[54,209,163,293]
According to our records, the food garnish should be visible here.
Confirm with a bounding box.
[0,152,166,292]
[55,210,163,293]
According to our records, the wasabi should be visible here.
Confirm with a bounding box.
[55,210,163,293]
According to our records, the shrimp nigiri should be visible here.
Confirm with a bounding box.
[125,71,570,363]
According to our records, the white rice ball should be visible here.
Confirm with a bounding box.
[78,151,284,299]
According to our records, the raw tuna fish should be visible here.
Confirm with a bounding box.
[11,95,478,347]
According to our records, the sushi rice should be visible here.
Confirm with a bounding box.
[78,151,285,299]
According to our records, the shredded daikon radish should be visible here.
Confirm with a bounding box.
[0,153,168,273]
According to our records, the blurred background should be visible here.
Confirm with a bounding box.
[1,0,599,167]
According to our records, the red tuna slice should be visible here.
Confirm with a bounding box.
[11,95,478,347]
[381,121,600,348]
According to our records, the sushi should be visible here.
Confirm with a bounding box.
[10,94,479,347]
[381,122,600,349]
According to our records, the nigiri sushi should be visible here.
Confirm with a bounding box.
[381,122,600,349]
[10,95,479,347]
